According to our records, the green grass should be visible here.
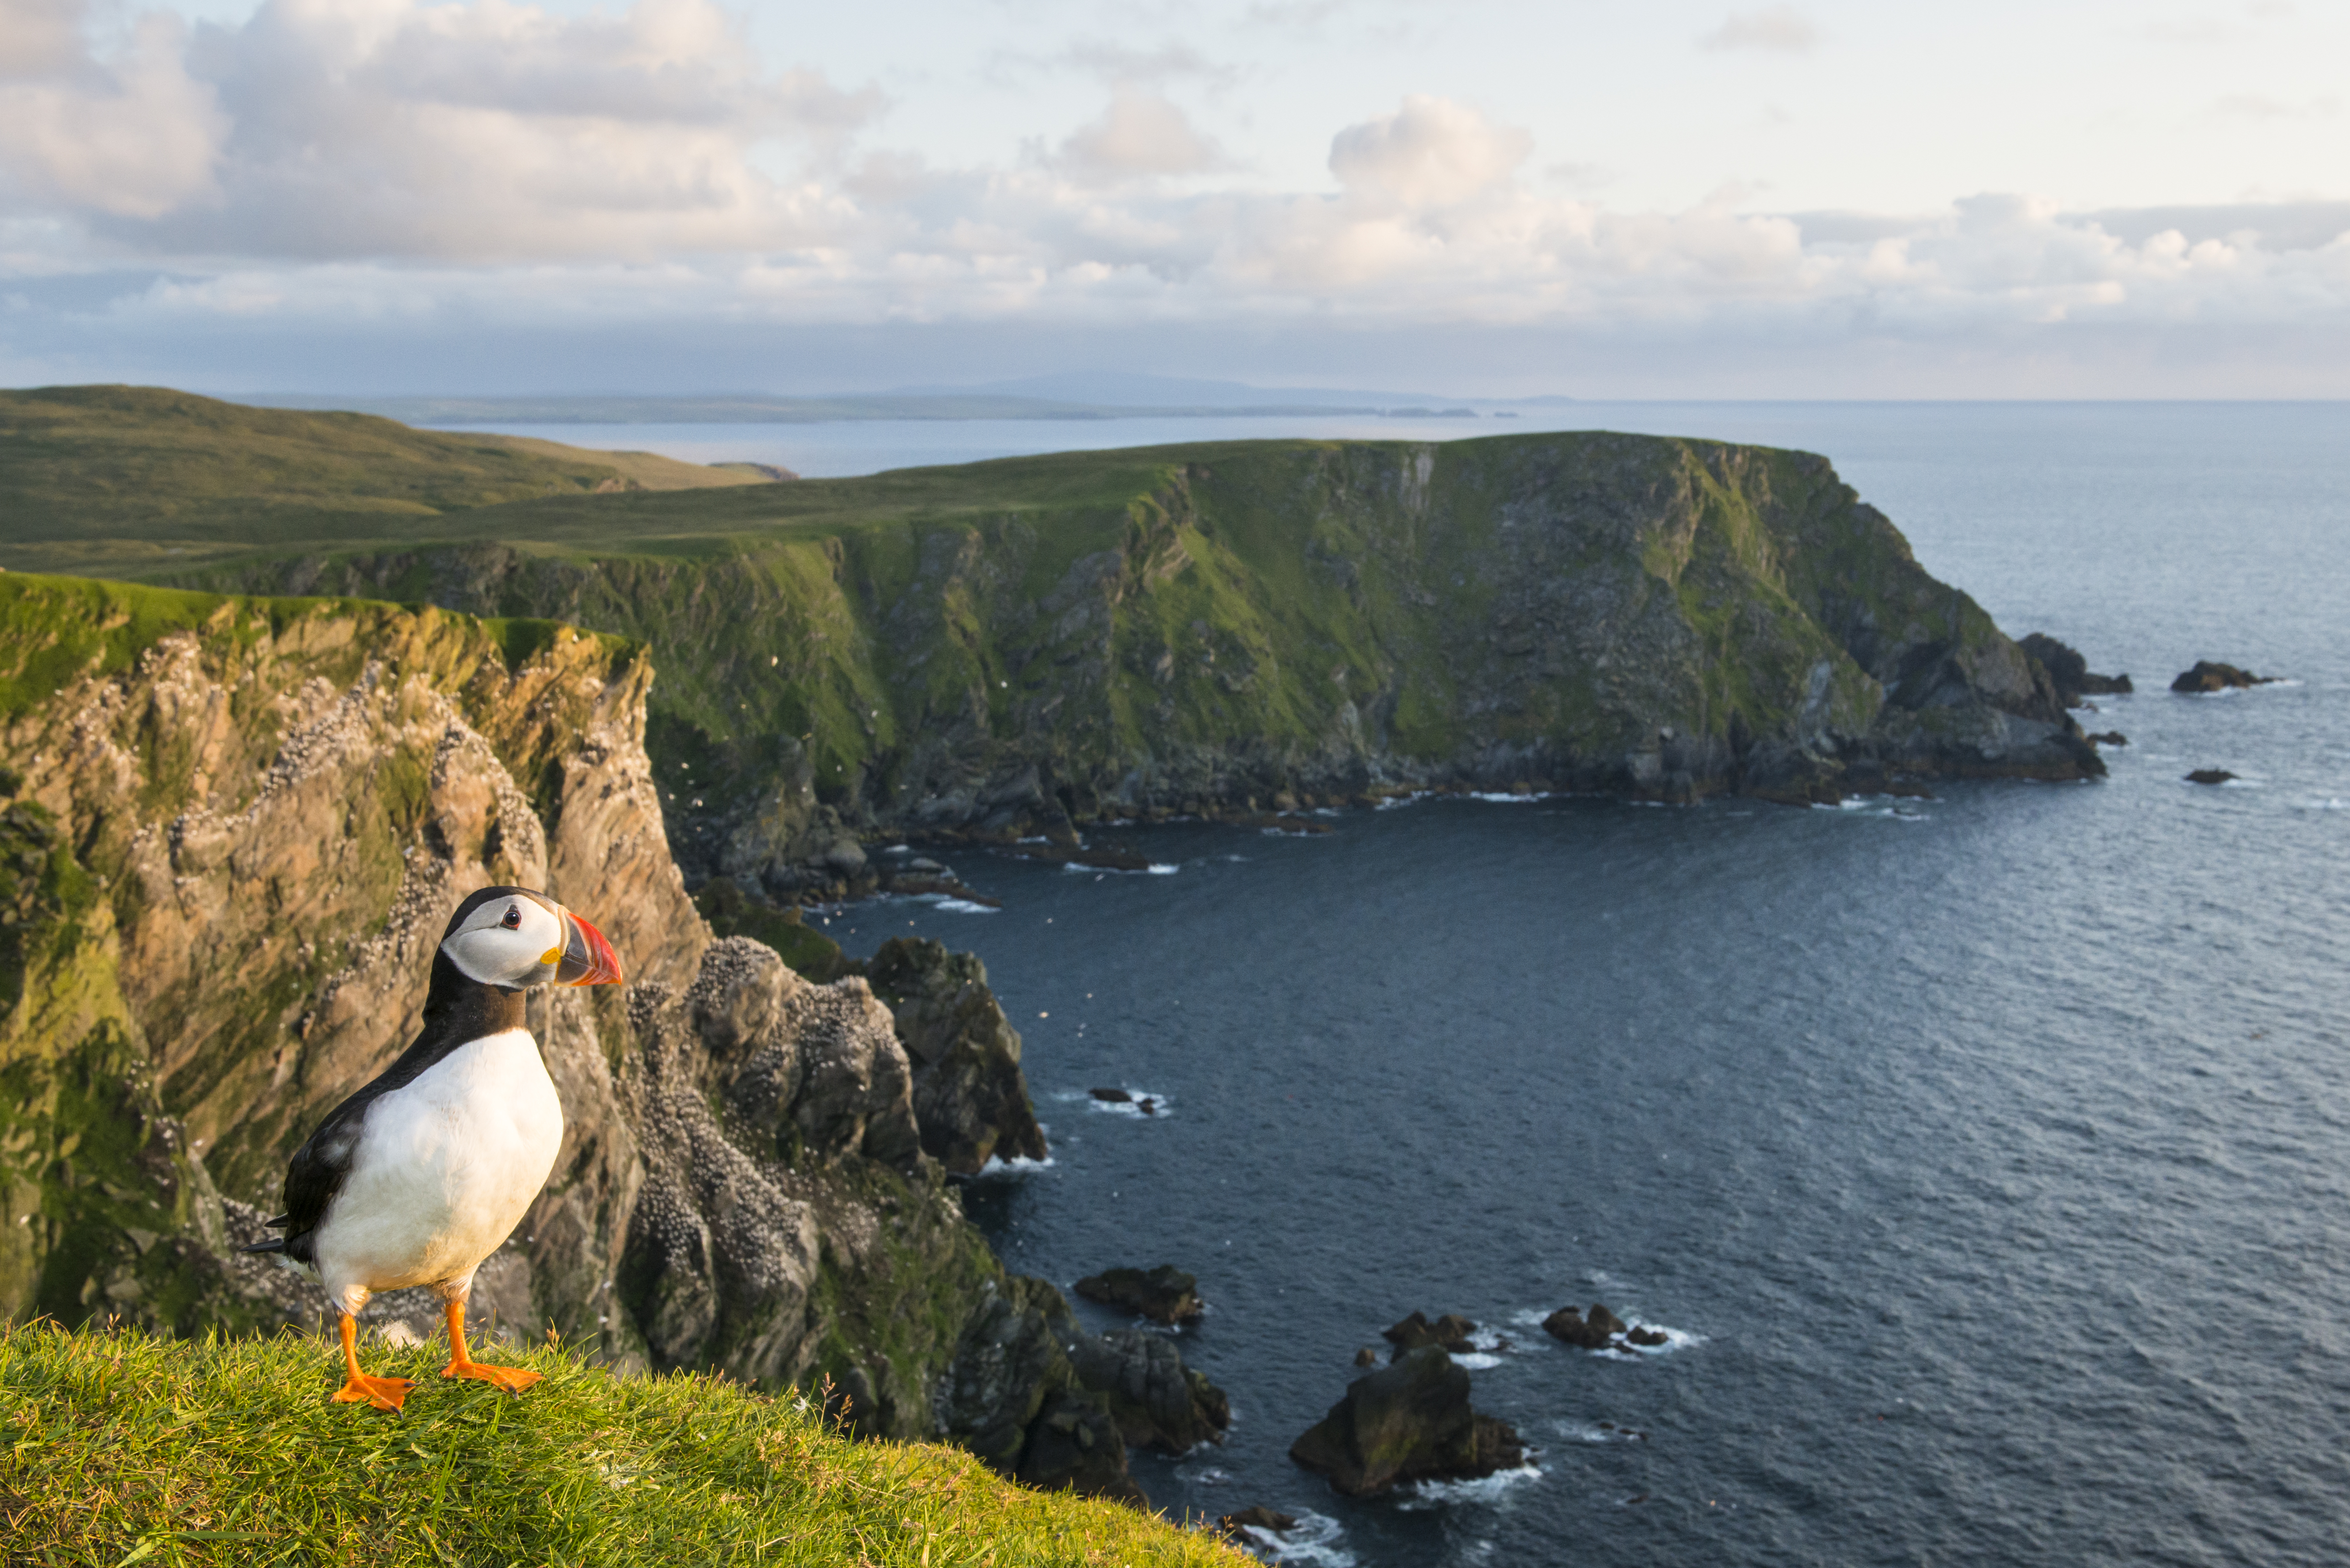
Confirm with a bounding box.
[0,385,768,565]
[0,1321,1252,1567]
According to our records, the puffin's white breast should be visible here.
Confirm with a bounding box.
[314,1026,564,1306]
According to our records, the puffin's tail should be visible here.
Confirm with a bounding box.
[238,1212,292,1255]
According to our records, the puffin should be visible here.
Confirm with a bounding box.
[242,886,622,1411]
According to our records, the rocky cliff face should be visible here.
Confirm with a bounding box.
[0,576,1080,1459]
[177,433,2101,895]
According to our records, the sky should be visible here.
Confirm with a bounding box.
[3,0,2348,397]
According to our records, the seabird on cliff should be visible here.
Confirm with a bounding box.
[242,886,622,1411]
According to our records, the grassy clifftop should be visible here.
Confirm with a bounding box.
[0,386,769,576]
[0,1321,1245,1566]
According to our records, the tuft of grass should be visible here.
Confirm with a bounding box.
[0,1320,1252,1567]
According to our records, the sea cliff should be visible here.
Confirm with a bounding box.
[148,431,2102,898]
[0,573,1168,1502]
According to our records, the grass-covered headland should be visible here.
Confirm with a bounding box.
[0,1322,1249,1566]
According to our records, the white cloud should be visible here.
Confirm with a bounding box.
[1698,7,1821,53]
[1042,88,1231,185]
[1327,94,1529,208]
[0,9,225,219]
[3,1,2350,395]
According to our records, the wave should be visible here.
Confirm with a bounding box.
[1467,791,1548,804]
[1052,1087,1175,1118]
[971,1153,1056,1177]
[1555,1419,1649,1443]
[2298,798,2349,811]
[928,897,998,914]
[1235,1509,1355,1567]
[1396,1462,1544,1511]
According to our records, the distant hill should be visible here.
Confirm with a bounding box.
[0,385,770,573]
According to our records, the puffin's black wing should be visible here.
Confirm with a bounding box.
[240,952,522,1264]
[244,1099,374,1264]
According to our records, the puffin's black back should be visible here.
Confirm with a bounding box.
[243,887,554,1262]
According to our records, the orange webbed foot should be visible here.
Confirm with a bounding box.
[441,1358,543,1394]
[332,1372,416,1411]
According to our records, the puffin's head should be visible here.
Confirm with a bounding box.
[439,886,624,991]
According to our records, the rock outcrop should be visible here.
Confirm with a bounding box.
[1288,1346,1525,1498]
[2020,633,2133,705]
[1076,1265,1204,1325]
[1381,1310,1476,1356]
[2172,661,2277,693]
[863,938,1048,1174]
[937,1271,1231,1505]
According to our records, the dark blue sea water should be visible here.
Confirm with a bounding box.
[799,403,2350,1567]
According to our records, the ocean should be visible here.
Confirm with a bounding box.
[507,402,2350,1565]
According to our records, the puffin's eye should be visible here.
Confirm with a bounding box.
[501,905,522,929]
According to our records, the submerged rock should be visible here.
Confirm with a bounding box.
[1075,1265,1204,1324]
[1288,1346,1525,1498]
[2186,769,2238,786]
[2172,661,2277,693]
[1220,1505,1299,1536]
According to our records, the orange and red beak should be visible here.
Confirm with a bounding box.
[554,908,624,986]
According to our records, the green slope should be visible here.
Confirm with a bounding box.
[0,1322,1247,1566]
[0,385,769,575]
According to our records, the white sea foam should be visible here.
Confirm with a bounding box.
[1468,791,1547,804]
[971,1153,1056,1177]
[2219,776,2261,788]
[1056,1088,1174,1118]
[2299,798,2349,810]
[1555,1419,1649,1443]
[928,897,998,914]
[1149,863,1180,874]
[1238,1510,1354,1567]
[1396,1462,1544,1511]
[1452,1351,1504,1370]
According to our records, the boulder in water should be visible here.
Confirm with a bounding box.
[1075,1265,1203,1324]
[2186,769,2237,786]
[1288,1346,1525,1497]
[2172,661,2276,693]
[1543,1302,1631,1350]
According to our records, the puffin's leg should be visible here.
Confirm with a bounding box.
[439,1294,543,1393]
[329,1313,415,1411]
